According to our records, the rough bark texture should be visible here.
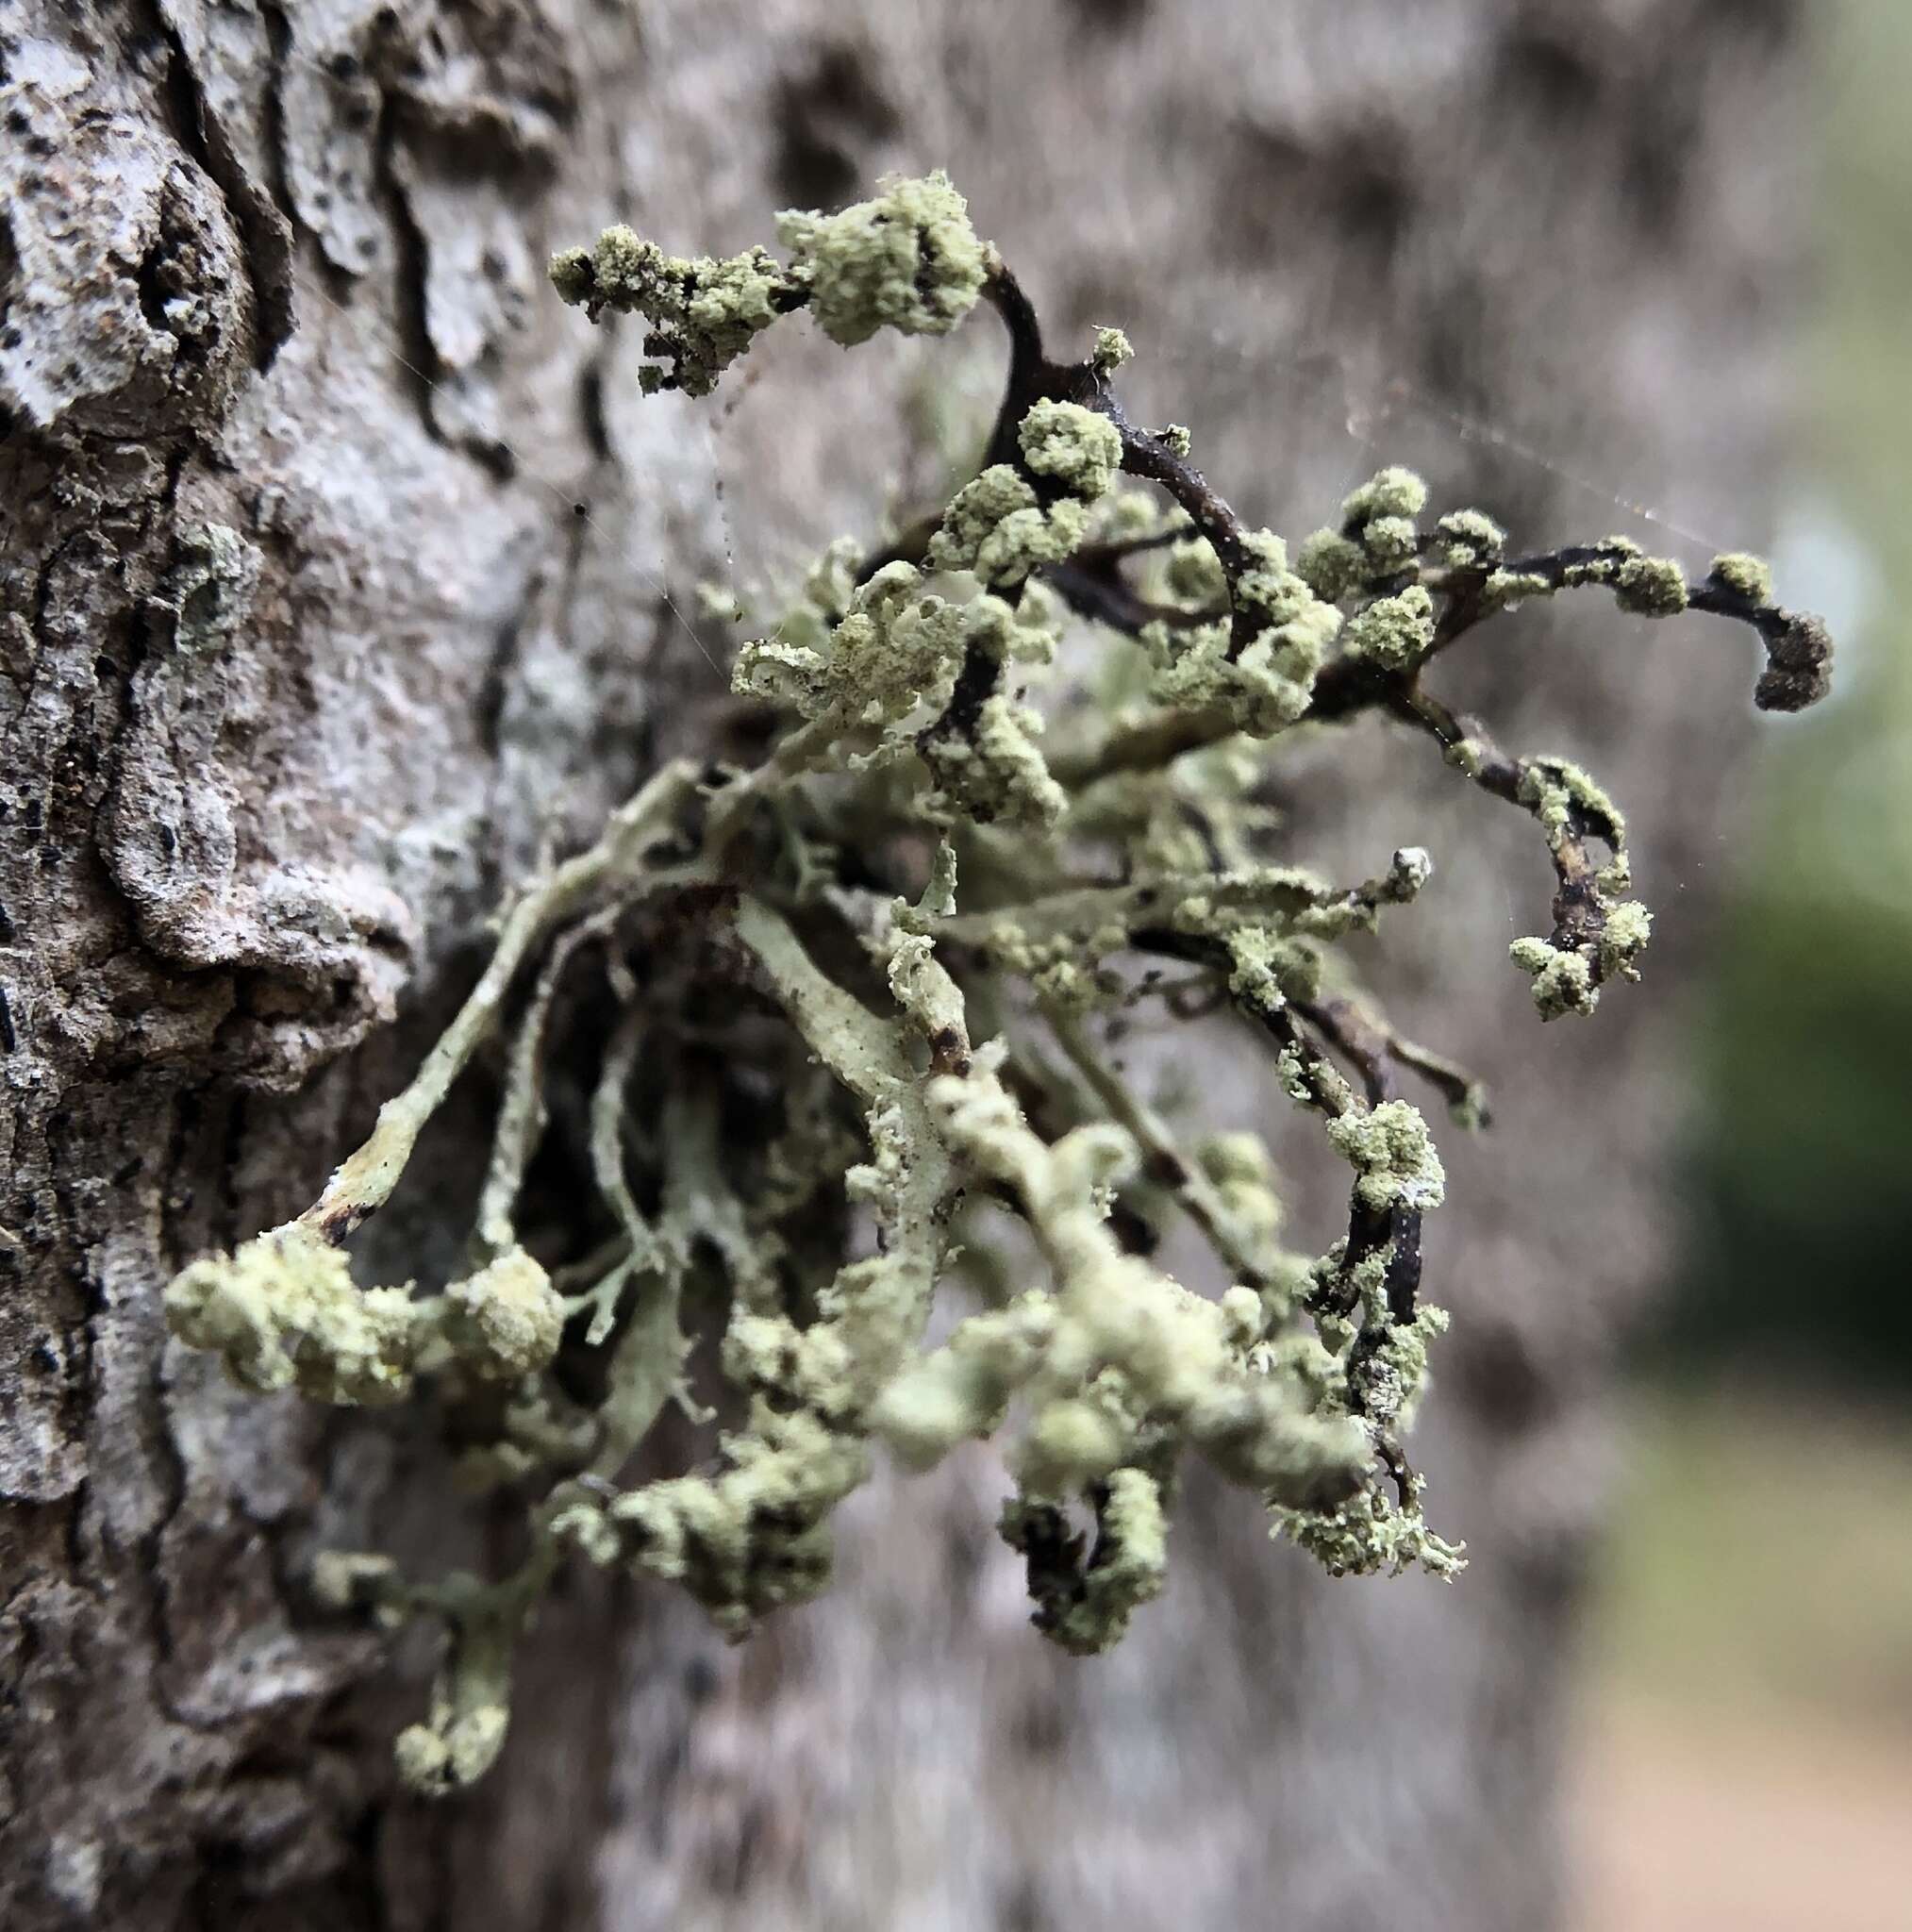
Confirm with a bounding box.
[0,2,1807,1928]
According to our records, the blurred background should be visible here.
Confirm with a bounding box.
[1569,2,1912,1924]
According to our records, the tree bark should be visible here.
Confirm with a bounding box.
[0,2,1808,1927]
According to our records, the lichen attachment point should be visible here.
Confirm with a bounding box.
[161,171,1833,1790]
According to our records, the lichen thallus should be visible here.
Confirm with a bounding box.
[162,174,1831,1792]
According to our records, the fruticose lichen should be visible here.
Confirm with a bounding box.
[158,174,1834,1792]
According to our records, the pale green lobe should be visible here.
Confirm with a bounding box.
[1342,585,1437,672]
[1341,466,1428,525]
[1710,551,1775,603]
[1091,325,1134,371]
[165,1223,422,1406]
[1019,398,1123,499]
[776,169,987,347]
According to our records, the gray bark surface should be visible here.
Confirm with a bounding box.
[0,2,1805,1927]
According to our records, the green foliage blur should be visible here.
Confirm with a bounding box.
[1669,0,1912,1387]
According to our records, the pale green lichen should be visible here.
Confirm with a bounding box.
[1146,531,1342,737]
[156,170,1834,1790]
[1613,553,1688,616]
[923,692,1069,827]
[547,227,791,397]
[1295,527,1368,602]
[1272,1478,1465,1580]
[1342,585,1437,672]
[165,520,260,653]
[928,464,1091,583]
[1357,1305,1450,1431]
[561,1405,868,1634]
[1000,1465,1168,1654]
[1599,898,1654,983]
[1091,325,1134,372]
[1435,508,1506,571]
[165,1223,422,1406]
[927,398,1120,589]
[1520,755,1626,859]
[1165,536,1226,607]
[1019,398,1123,499]
[1325,1101,1447,1216]
[776,169,987,347]
[1362,514,1422,570]
[1482,566,1554,611]
[395,1707,509,1795]
[1539,537,1691,617]
[1509,936,1598,1019]
[1710,551,1774,604]
[441,1248,564,1381]
[735,558,965,731]
[1342,466,1428,526]
[874,1072,1372,1508]
[549,171,984,391]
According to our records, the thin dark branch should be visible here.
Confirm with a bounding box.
[1041,558,1219,635]
[1293,997,1396,1108]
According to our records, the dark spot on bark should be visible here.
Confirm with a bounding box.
[0,205,26,330]
[1621,75,1704,244]
[1218,120,1310,262]
[997,1875,1046,1932]
[1416,267,1492,413]
[773,42,900,212]
[1329,137,1415,267]
[578,358,611,464]
[1009,1690,1066,1758]
[1703,0,1797,47]
[1064,0,1150,30]
[1223,120,1415,275]
[1491,25,1604,128]
[1450,1319,1553,1434]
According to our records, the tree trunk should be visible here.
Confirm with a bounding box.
[0,2,1808,1927]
